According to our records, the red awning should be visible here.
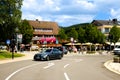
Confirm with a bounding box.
[40,37,56,43]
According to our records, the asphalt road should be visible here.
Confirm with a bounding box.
[0,54,120,80]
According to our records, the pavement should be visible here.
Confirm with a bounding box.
[0,51,120,75]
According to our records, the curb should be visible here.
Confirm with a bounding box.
[104,60,120,75]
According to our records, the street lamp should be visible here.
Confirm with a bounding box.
[108,34,113,51]
[11,34,16,59]
[15,27,19,52]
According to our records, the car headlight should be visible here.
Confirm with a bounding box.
[43,54,47,58]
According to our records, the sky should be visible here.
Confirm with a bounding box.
[21,0,120,27]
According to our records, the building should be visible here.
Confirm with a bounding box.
[92,19,120,37]
[28,19,59,45]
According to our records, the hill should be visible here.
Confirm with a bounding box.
[60,23,90,31]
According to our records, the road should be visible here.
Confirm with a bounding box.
[0,54,120,80]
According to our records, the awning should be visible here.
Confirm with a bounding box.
[40,37,56,43]
[65,43,81,45]
[106,42,120,46]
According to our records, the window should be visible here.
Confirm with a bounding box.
[35,28,53,32]
[104,28,110,33]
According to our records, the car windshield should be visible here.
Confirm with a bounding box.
[45,49,52,52]
[115,46,120,48]
[117,46,120,48]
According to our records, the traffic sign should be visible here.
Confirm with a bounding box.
[6,39,10,45]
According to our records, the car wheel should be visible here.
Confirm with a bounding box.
[58,55,62,59]
[46,56,50,61]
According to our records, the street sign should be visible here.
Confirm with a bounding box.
[17,34,22,43]
[6,39,10,45]
[18,34,22,39]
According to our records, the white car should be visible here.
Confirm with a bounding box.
[0,45,7,50]
[31,45,39,51]
[113,46,120,55]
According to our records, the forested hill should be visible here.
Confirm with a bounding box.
[60,23,90,31]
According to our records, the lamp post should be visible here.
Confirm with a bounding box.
[15,27,19,52]
[11,34,16,59]
[108,34,113,51]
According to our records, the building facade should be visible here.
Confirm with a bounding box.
[92,19,120,37]
[28,19,59,45]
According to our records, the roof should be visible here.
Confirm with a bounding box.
[28,20,59,35]
[92,19,120,26]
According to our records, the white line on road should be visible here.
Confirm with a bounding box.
[64,64,70,68]
[43,62,55,69]
[5,62,44,80]
[64,72,70,80]
[75,59,83,62]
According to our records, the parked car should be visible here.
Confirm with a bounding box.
[54,46,68,54]
[34,48,63,61]
[30,45,39,51]
[0,45,7,50]
[113,45,120,56]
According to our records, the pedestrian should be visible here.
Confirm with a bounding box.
[78,48,80,54]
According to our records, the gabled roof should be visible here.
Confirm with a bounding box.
[28,20,58,28]
[28,20,59,35]
[92,19,120,26]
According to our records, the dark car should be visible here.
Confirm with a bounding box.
[34,48,63,61]
[54,46,68,54]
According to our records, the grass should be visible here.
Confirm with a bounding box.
[87,51,96,54]
[0,51,25,60]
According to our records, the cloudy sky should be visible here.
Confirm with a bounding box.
[21,0,120,27]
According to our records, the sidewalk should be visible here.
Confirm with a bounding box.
[104,60,120,75]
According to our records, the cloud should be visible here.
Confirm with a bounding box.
[21,0,120,26]
[110,8,120,19]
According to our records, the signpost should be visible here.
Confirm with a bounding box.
[6,39,10,51]
[6,39,10,45]
[16,34,22,51]
[11,39,16,59]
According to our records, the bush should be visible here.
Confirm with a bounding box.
[87,51,96,54]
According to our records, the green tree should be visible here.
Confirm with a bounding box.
[0,0,23,42]
[77,27,86,43]
[109,25,120,45]
[67,28,78,41]
[20,20,33,44]
[85,24,105,51]
[85,24,105,44]
[97,31,105,44]
[58,28,67,43]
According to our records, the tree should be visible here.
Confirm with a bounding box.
[97,31,105,44]
[0,0,23,42]
[67,28,78,41]
[58,28,67,43]
[20,20,33,44]
[84,24,105,51]
[109,25,120,46]
[77,27,86,43]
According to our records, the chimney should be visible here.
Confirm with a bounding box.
[36,19,39,21]
[112,18,118,24]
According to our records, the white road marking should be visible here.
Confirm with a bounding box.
[64,72,70,80]
[63,58,83,62]
[64,64,70,68]
[5,62,44,80]
[43,62,55,69]
[75,59,83,62]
